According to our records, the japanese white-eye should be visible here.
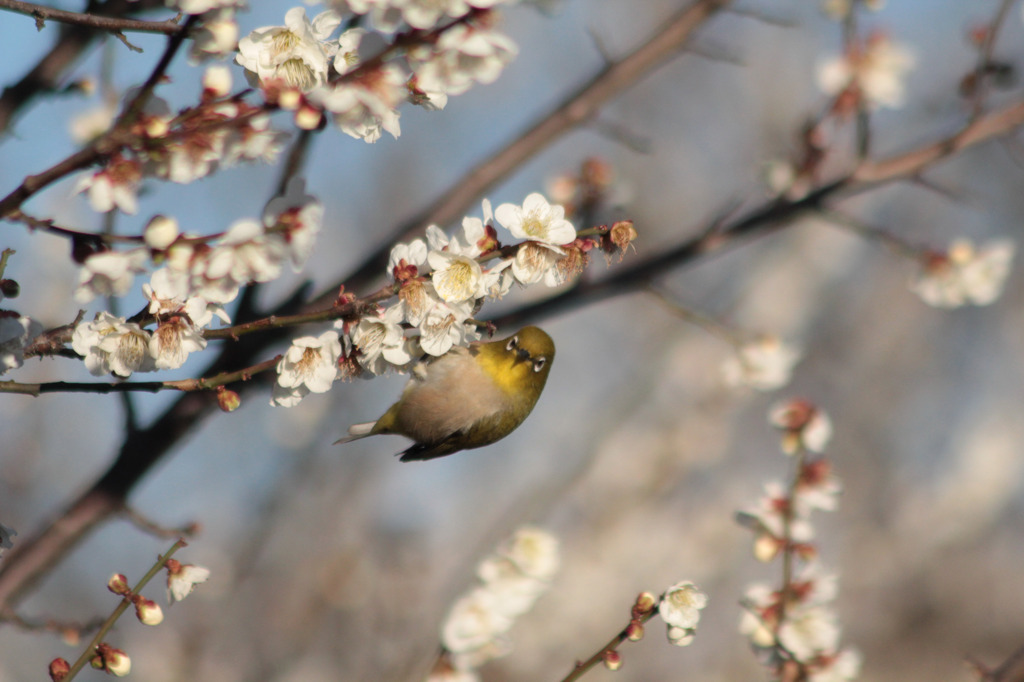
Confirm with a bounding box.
[336,326,555,461]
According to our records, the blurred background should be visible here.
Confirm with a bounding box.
[1,0,1024,680]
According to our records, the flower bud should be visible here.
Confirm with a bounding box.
[107,573,130,596]
[626,620,644,641]
[48,657,70,682]
[105,650,131,677]
[633,592,657,615]
[753,534,781,563]
[217,387,241,412]
[202,65,232,98]
[144,215,179,251]
[295,104,323,131]
[135,597,164,625]
[602,650,622,671]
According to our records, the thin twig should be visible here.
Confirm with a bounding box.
[0,0,183,35]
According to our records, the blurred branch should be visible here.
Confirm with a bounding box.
[0,0,167,134]
[488,96,1024,329]
[0,0,182,35]
[967,0,1016,120]
[973,643,1024,682]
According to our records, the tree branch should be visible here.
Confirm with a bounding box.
[0,0,182,35]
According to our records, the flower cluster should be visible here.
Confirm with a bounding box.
[71,183,322,379]
[736,399,860,682]
[434,526,560,678]
[910,238,1015,309]
[235,3,518,142]
[74,66,287,214]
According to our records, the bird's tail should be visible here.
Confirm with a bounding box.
[333,421,377,445]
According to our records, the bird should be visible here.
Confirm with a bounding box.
[336,326,555,462]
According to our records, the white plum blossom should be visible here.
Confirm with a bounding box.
[74,249,148,303]
[335,28,365,75]
[206,219,287,290]
[419,298,476,356]
[263,177,324,270]
[69,99,117,144]
[272,331,342,406]
[510,241,562,286]
[388,239,428,281]
[74,156,143,215]
[659,581,708,630]
[429,250,485,303]
[0,314,41,375]
[439,524,558,674]
[722,336,801,392]
[769,400,833,454]
[817,34,915,110]
[489,526,560,582]
[351,305,411,374]
[166,561,211,604]
[495,192,576,246]
[410,24,518,97]
[72,312,154,377]
[150,317,207,370]
[188,9,240,62]
[236,8,341,92]
[442,587,515,654]
[317,63,405,142]
[778,605,842,661]
[910,238,1015,308]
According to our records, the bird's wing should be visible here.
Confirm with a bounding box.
[396,431,466,462]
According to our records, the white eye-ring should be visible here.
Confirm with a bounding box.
[532,357,547,373]
[506,336,519,351]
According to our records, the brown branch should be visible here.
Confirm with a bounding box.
[853,100,1024,183]
[0,0,182,35]
[0,355,282,396]
[488,95,1024,330]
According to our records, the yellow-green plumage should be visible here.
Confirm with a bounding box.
[336,326,555,462]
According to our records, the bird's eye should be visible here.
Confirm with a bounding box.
[506,336,519,351]
[532,357,547,373]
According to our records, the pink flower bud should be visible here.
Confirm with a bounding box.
[107,573,130,596]
[602,650,622,671]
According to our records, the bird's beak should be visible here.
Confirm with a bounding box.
[516,347,531,363]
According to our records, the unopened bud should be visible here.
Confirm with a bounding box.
[754,534,781,563]
[295,105,323,131]
[202,65,232,98]
[134,597,164,625]
[94,644,131,677]
[48,657,71,682]
[278,89,302,111]
[216,387,241,412]
[144,215,180,251]
[144,116,170,139]
[107,573,130,596]
[633,592,657,615]
[626,620,644,641]
[602,650,622,671]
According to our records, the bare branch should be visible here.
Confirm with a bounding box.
[0,0,182,35]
